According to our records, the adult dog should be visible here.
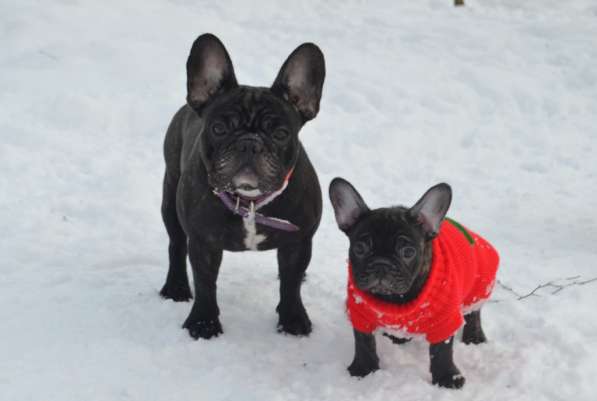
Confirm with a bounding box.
[159,33,325,340]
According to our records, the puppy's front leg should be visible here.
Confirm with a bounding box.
[183,237,223,340]
[276,238,312,335]
[348,329,379,377]
[429,337,465,388]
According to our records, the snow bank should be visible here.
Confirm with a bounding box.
[1,1,596,400]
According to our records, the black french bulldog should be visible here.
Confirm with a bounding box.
[159,33,325,340]
[329,178,499,389]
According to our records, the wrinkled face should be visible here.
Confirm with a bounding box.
[184,35,325,197]
[330,178,451,301]
[200,87,303,199]
[348,208,429,297]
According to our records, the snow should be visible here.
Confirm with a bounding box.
[1,0,596,400]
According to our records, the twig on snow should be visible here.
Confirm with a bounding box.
[496,275,597,301]
[39,50,59,61]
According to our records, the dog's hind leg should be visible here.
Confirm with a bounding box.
[462,310,487,344]
[160,171,192,302]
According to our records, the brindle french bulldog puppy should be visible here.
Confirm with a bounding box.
[160,33,325,340]
[329,178,499,388]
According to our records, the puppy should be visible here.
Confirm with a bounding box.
[160,33,325,340]
[329,178,499,388]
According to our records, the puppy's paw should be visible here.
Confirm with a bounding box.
[462,329,487,345]
[276,305,312,336]
[183,317,222,340]
[348,360,379,378]
[432,372,466,389]
[462,311,487,345]
[160,282,193,302]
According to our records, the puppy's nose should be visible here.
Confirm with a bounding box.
[373,264,390,279]
[370,258,393,269]
[236,138,264,154]
[370,259,399,278]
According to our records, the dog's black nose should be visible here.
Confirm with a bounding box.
[236,138,263,154]
[369,258,407,279]
[369,259,392,276]
[370,258,393,269]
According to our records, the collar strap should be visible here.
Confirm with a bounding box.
[214,168,299,232]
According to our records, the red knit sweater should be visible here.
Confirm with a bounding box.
[346,219,499,343]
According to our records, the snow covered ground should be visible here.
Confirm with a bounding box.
[1,0,596,400]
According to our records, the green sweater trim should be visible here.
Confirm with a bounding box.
[445,217,475,245]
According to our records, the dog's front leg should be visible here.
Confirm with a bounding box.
[276,238,312,335]
[348,329,379,377]
[429,336,465,388]
[183,237,223,340]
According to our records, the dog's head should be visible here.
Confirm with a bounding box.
[329,178,452,301]
[185,34,325,200]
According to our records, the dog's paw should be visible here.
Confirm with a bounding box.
[462,328,487,345]
[348,361,379,378]
[160,282,193,302]
[183,317,222,340]
[276,305,312,336]
[432,372,466,389]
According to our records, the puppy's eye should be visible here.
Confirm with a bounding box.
[262,118,274,132]
[352,238,371,257]
[400,246,417,261]
[211,122,227,137]
[272,128,289,142]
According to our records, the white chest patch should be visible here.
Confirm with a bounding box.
[243,214,266,250]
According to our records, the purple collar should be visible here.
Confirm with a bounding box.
[214,172,299,232]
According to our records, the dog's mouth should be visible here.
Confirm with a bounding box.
[359,276,413,297]
[211,164,295,210]
[224,168,271,201]
[211,180,281,205]
[214,181,282,212]
[229,186,270,203]
[210,166,299,232]
[369,283,410,296]
[231,182,265,200]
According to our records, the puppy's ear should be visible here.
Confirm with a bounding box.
[271,43,325,122]
[409,183,452,240]
[186,33,238,113]
[329,178,369,233]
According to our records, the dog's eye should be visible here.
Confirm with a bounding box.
[353,242,369,257]
[400,246,417,261]
[352,237,371,257]
[272,128,289,142]
[261,117,274,132]
[211,122,227,137]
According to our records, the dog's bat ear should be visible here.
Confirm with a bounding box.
[186,33,238,113]
[329,178,369,233]
[409,183,452,240]
[271,43,325,123]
